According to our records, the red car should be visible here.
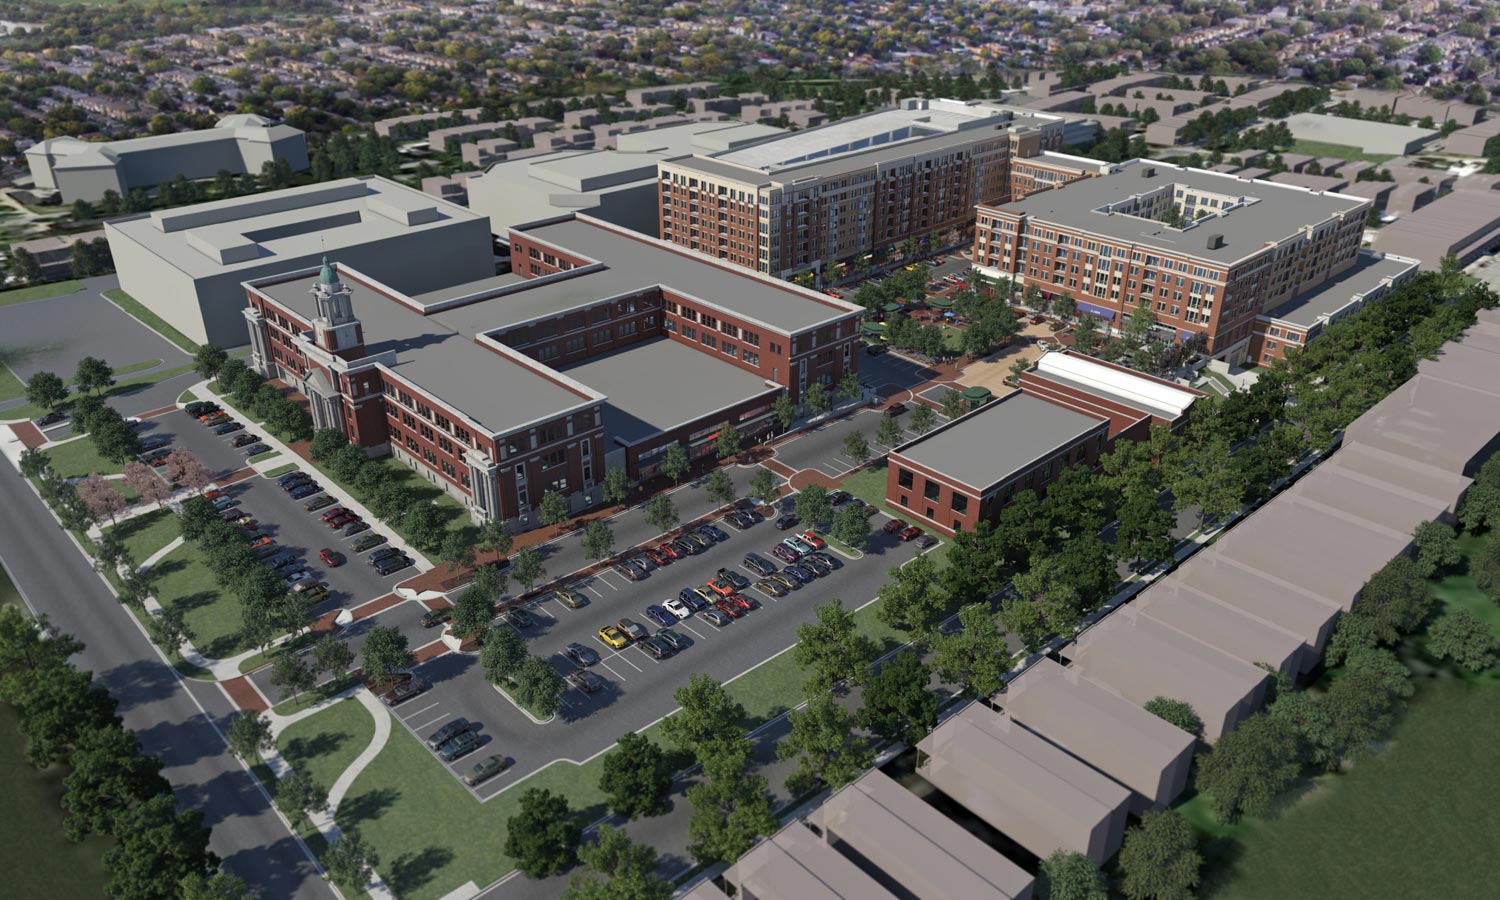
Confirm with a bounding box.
[657,542,682,560]
[248,536,273,550]
[204,489,225,501]
[714,599,745,619]
[882,518,907,534]
[899,525,924,542]
[726,593,755,612]
[320,507,349,522]
[644,547,671,566]
[706,578,736,597]
[319,548,346,567]
[799,531,827,550]
[327,512,359,529]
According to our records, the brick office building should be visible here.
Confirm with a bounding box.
[971,161,1372,364]
[657,98,1077,280]
[886,352,1202,536]
[243,213,862,531]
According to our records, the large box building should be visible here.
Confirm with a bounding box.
[657,99,1076,280]
[972,160,1372,362]
[27,114,308,204]
[105,176,496,348]
[242,213,861,529]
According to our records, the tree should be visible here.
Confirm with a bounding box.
[1195,713,1302,823]
[538,490,570,529]
[1114,489,1176,569]
[939,388,967,421]
[25,370,67,412]
[643,494,678,535]
[804,381,831,416]
[1170,435,1243,527]
[180,872,256,900]
[269,652,315,702]
[829,502,871,551]
[778,693,873,796]
[448,584,495,643]
[102,794,216,900]
[856,650,938,744]
[310,428,348,462]
[440,531,476,576]
[92,415,143,465]
[841,430,871,465]
[877,552,952,633]
[686,745,777,864]
[1354,555,1434,644]
[192,345,229,383]
[661,673,746,760]
[561,826,672,900]
[1427,609,1498,671]
[660,443,690,484]
[359,626,412,691]
[513,655,566,717]
[324,827,377,887]
[225,710,273,762]
[74,356,114,396]
[602,467,634,506]
[1073,313,1101,354]
[794,484,832,527]
[749,467,779,507]
[772,394,797,432]
[907,403,936,434]
[9,246,42,282]
[504,788,581,877]
[928,603,1009,697]
[147,606,193,655]
[793,599,877,694]
[1119,810,1202,900]
[1412,520,1461,577]
[1321,666,1400,764]
[304,637,351,687]
[123,460,173,508]
[495,544,540,596]
[1144,697,1204,740]
[477,518,514,561]
[835,369,861,402]
[78,474,127,525]
[714,421,743,460]
[600,732,671,820]
[875,413,904,447]
[274,768,327,821]
[703,468,736,507]
[60,724,169,841]
[482,627,528,686]
[162,449,213,494]
[1038,850,1108,900]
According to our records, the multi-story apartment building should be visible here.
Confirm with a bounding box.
[972,161,1372,362]
[242,213,862,531]
[657,99,1075,280]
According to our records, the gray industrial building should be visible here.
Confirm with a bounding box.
[1280,113,1438,157]
[26,114,308,204]
[104,175,495,347]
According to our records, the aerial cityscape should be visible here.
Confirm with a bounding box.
[2,1,1499,899]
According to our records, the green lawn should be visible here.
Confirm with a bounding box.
[177,389,199,404]
[0,563,20,608]
[263,463,300,479]
[1427,529,1500,646]
[3,361,198,423]
[310,454,474,547]
[102,288,199,354]
[0,359,24,403]
[275,696,378,802]
[248,449,281,464]
[107,509,180,567]
[150,542,247,660]
[1287,139,1395,165]
[0,279,82,307]
[43,437,124,478]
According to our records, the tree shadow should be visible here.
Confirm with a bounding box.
[281,730,350,768]
[333,786,399,829]
[385,846,456,897]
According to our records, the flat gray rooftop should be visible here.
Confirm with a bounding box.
[255,273,595,437]
[520,217,858,334]
[998,160,1367,265]
[558,338,778,445]
[893,392,1104,491]
[715,103,1008,171]
[1263,251,1417,327]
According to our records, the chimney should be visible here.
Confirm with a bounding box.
[1206,234,1225,250]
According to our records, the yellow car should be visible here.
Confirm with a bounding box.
[597,625,629,649]
[903,263,920,272]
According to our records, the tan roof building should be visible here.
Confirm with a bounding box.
[1173,551,1345,669]
[1132,580,1307,675]
[810,768,1035,899]
[725,820,899,900]
[917,704,1130,865]
[995,658,1195,811]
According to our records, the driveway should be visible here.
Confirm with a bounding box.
[771,408,921,479]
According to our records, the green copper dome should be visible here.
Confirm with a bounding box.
[319,255,336,285]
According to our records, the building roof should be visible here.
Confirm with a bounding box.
[995,160,1368,266]
[1133,581,1307,676]
[1261,251,1418,328]
[517,216,860,335]
[1173,551,1343,654]
[995,658,1196,805]
[1371,188,1500,268]
[1345,356,1500,474]
[1281,112,1436,154]
[891,391,1104,492]
[558,338,779,446]
[1033,350,1200,419]
[106,176,484,279]
[726,822,898,900]
[810,768,1034,900]
[27,114,299,170]
[917,703,1129,864]
[615,120,784,155]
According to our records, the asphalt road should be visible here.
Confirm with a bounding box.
[0,463,334,900]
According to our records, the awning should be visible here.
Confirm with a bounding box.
[1077,301,1117,321]
[881,302,905,312]
[927,296,954,308]
[962,386,993,403]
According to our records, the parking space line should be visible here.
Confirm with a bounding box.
[596,659,628,681]
[409,711,450,731]
[399,701,440,721]
[610,650,643,673]
[680,621,708,640]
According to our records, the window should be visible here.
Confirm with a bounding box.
[951,493,968,513]
[538,424,563,445]
[701,333,717,349]
[682,325,697,340]
[923,479,941,502]
[540,449,566,469]
[897,468,914,490]
[742,349,759,367]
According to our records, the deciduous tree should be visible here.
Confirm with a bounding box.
[1354,555,1434,644]
[686,744,777,865]
[510,546,546,594]
[661,673,745,760]
[324,827,377,887]
[102,794,216,900]
[312,634,354,681]
[928,602,1009,697]
[829,502,871,551]
[643,494,678,534]
[504,788,580,877]
[561,826,671,900]
[359,626,412,691]
[226,710,273,762]
[602,466,634,506]
[61,723,169,841]
[772,394,797,432]
[1411,520,1462,577]
[192,345,229,383]
[777,693,873,796]
[715,421,742,460]
[123,460,173,507]
[660,443,690,484]
[1118,810,1202,900]
[907,403,936,434]
[804,381,831,416]
[274,768,327,821]
[1427,609,1498,672]
[793,484,831,527]
[1144,697,1204,740]
[538,490,570,528]
[939,388,967,420]
[703,468,736,507]
[78,473,126,524]
[1038,850,1108,900]
[600,732,672,820]
[875,413,904,447]
[842,429,871,465]
[513,655,566,717]
[74,356,114,396]
[749,467,779,507]
[793,599,878,694]
[25,370,67,411]
[855,650,938,745]
[482,627,528,686]
[877,552,951,633]
[1195,713,1301,823]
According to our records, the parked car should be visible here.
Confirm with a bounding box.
[714,599,745,619]
[644,604,675,627]
[291,582,329,603]
[351,533,387,552]
[421,608,452,628]
[656,628,689,652]
[782,564,815,584]
[726,593,756,611]
[756,578,789,598]
[915,534,939,549]
[375,555,412,576]
[504,607,535,629]
[809,551,843,571]
[211,496,238,511]
[716,568,750,590]
[425,718,475,750]
[783,536,814,555]
[220,508,248,522]
[682,532,713,551]
[800,555,831,577]
[675,588,707,611]
[644,547,671,566]
[252,544,282,560]
[699,608,732,628]
[267,552,299,570]
[278,471,311,487]
[554,589,586,609]
[724,511,752,530]
[368,547,402,564]
[437,731,482,762]
[230,433,262,448]
[342,520,370,537]
[706,577,735,597]
[698,524,729,543]
[281,566,312,586]
[319,548,346,567]
[288,483,321,500]
[597,625,629,649]
[382,679,428,706]
[689,586,717,607]
[212,422,243,435]
[139,435,171,451]
[656,542,682,560]
[882,518,908,534]
[616,618,648,642]
[566,669,605,693]
[743,553,777,577]
[326,512,359,529]
[663,598,693,619]
[639,636,673,660]
[564,643,599,666]
[241,443,270,456]
[625,557,651,578]
[185,402,219,417]
[320,507,350,522]
[614,563,644,583]
[769,572,801,592]
[201,414,230,427]
[246,535,273,550]
[884,402,908,418]
[304,495,336,512]
[770,544,800,564]
[464,754,509,786]
[899,525,924,542]
[799,531,827,550]
[671,537,700,556]
[774,514,799,531]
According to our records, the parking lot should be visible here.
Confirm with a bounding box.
[252,507,939,797]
